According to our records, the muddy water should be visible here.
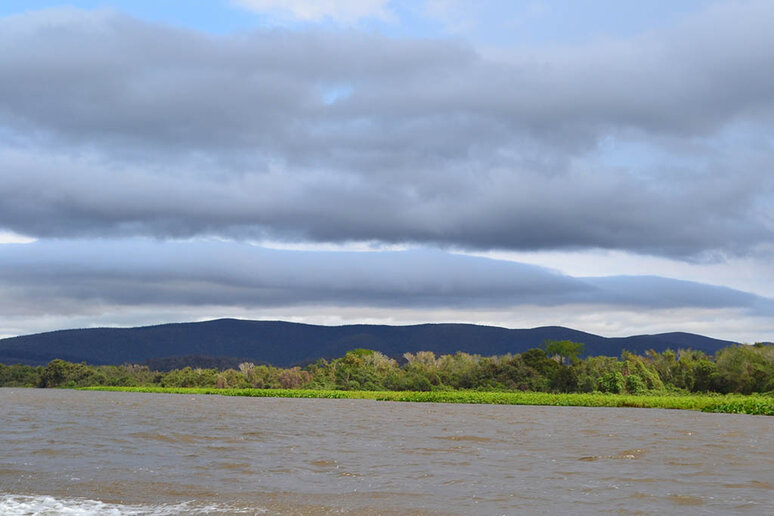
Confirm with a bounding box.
[0,389,772,515]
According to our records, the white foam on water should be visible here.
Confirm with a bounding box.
[0,495,266,515]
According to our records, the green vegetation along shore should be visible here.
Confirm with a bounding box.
[79,386,773,415]
[2,341,772,414]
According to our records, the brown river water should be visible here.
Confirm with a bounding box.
[0,389,772,515]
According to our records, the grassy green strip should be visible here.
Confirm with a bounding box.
[78,386,773,415]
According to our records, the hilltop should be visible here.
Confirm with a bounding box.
[0,319,737,368]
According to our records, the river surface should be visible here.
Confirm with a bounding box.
[0,389,772,515]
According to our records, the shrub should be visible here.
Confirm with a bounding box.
[598,371,625,394]
[625,374,646,394]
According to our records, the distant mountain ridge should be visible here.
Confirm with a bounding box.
[0,318,737,367]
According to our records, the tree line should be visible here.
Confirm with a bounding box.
[1,341,772,395]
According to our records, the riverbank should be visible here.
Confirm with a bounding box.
[79,386,774,415]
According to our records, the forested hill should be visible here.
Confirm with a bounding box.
[0,318,737,368]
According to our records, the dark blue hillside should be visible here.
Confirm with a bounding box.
[0,318,737,367]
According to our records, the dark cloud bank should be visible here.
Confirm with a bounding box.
[0,241,771,317]
[0,4,772,259]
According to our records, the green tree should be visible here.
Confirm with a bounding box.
[544,340,585,365]
[691,359,719,392]
[598,371,625,393]
[714,344,774,393]
[0,364,42,387]
[521,348,559,391]
[39,359,71,387]
[625,374,646,394]
[552,366,579,392]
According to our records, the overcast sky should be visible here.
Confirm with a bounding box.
[0,1,772,342]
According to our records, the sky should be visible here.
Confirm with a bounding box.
[0,0,772,342]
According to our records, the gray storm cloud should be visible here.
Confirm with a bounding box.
[0,241,770,317]
[0,4,773,257]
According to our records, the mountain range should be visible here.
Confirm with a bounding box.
[0,319,738,368]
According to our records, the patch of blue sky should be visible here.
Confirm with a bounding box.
[592,135,710,181]
[319,83,354,105]
[588,119,766,180]
[0,1,259,33]
[1,1,719,46]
